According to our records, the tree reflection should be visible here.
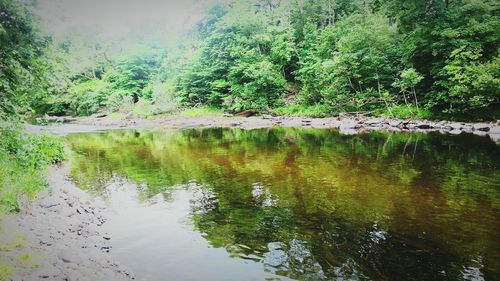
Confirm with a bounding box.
[67,128,500,280]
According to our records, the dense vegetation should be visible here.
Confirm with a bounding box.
[175,0,499,119]
[1,0,499,121]
[0,121,65,213]
[0,0,65,214]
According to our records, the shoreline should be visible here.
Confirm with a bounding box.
[0,163,135,281]
[27,114,500,144]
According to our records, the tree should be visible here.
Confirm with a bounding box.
[0,0,56,116]
[392,68,423,113]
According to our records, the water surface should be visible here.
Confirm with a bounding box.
[66,128,500,281]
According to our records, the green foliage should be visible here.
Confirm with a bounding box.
[386,0,500,119]
[0,0,66,116]
[104,53,161,101]
[0,122,65,213]
[176,1,289,113]
[382,105,434,120]
[180,106,223,117]
[225,58,286,112]
[0,264,13,281]
[432,50,500,118]
[297,13,402,112]
[273,104,332,118]
[66,79,110,116]
[172,0,499,120]
[1,0,498,120]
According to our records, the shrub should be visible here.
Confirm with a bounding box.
[0,123,65,213]
[381,105,434,120]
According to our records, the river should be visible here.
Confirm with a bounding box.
[65,128,500,281]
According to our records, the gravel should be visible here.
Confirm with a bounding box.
[3,164,136,281]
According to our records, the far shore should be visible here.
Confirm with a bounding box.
[25,113,500,144]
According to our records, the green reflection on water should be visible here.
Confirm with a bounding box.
[67,128,500,281]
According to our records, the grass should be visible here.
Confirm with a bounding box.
[0,264,13,281]
[380,105,434,120]
[0,121,64,281]
[179,106,224,117]
[273,104,333,118]
[107,112,124,120]
[0,122,65,214]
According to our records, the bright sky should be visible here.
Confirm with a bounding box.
[34,0,212,39]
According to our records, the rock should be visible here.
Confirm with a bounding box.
[264,242,289,268]
[448,122,463,130]
[388,120,401,127]
[58,251,77,263]
[364,118,386,126]
[234,110,255,117]
[415,123,433,129]
[39,197,61,208]
[473,123,491,132]
[488,126,500,134]
[340,119,361,129]
[473,130,488,137]
[439,125,453,131]
[489,133,500,145]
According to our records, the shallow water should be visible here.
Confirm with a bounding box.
[66,128,500,281]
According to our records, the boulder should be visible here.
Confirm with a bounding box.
[473,123,491,132]
[488,126,500,134]
[488,133,500,145]
[388,120,401,127]
[234,110,255,117]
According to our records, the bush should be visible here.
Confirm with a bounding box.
[150,82,179,115]
[0,123,65,213]
[105,91,134,113]
[68,79,110,116]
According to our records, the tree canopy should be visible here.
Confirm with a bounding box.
[1,0,499,120]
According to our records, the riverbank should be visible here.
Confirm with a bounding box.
[28,114,500,143]
[0,163,135,281]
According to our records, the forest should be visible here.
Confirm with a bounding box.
[1,0,499,122]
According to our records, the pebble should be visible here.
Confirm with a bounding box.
[7,164,135,281]
[39,197,61,208]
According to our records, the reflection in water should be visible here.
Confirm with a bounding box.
[67,128,500,281]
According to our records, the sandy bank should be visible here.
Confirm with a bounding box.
[0,164,135,281]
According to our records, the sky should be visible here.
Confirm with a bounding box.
[33,0,214,40]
